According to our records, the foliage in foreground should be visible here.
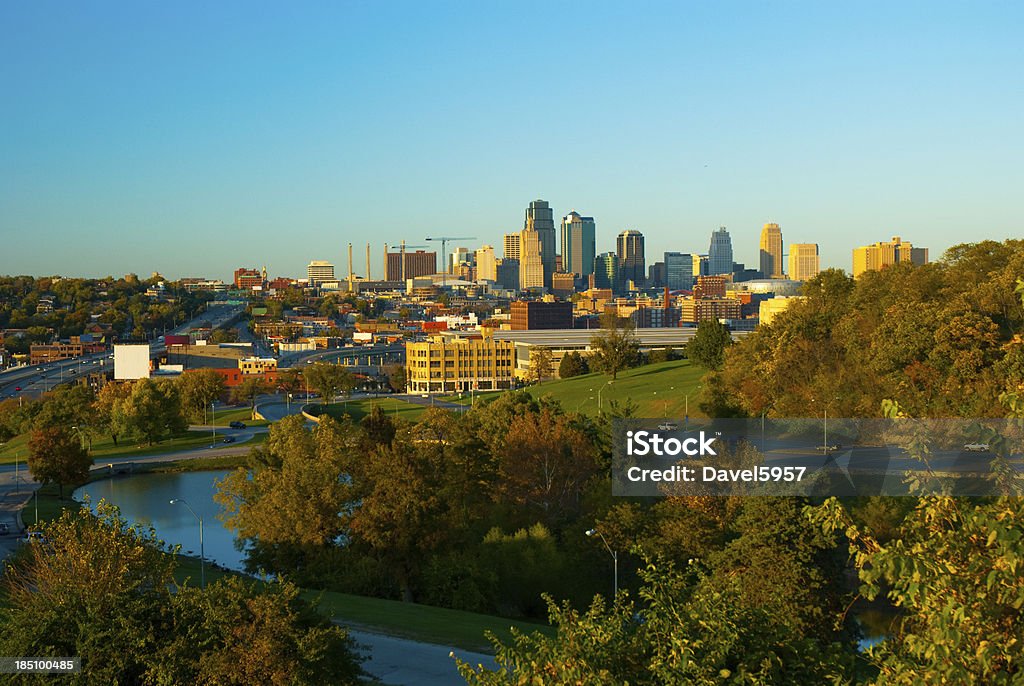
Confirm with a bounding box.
[0,502,364,685]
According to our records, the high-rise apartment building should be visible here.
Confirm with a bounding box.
[593,252,620,292]
[852,236,928,277]
[475,245,497,282]
[561,211,596,277]
[759,223,785,278]
[524,200,556,287]
[788,243,820,281]
[503,233,520,261]
[708,227,734,276]
[617,229,645,288]
[307,260,335,286]
[664,252,694,290]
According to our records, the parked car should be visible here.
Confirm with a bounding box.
[963,443,990,452]
[229,421,246,429]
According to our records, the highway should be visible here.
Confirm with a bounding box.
[0,304,245,400]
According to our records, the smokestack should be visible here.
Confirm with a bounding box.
[347,242,354,291]
[366,243,371,281]
[664,286,670,311]
[384,244,389,281]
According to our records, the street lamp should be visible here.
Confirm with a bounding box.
[211,402,216,442]
[810,396,840,452]
[586,528,618,597]
[598,380,614,410]
[684,385,701,430]
[169,498,205,589]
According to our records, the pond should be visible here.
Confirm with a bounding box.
[73,470,247,572]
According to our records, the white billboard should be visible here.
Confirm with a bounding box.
[114,344,151,380]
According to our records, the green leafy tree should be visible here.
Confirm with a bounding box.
[303,362,355,405]
[588,312,642,380]
[558,350,590,378]
[94,381,133,446]
[527,348,554,384]
[230,375,272,420]
[687,318,732,370]
[176,368,226,422]
[26,426,91,499]
[386,363,407,392]
[111,378,187,445]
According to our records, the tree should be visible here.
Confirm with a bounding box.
[527,348,554,384]
[177,368,226,422]
[231,375,271,420]
[111,378,187,445]
[27,426,91,499]
[558,351,590,378]
[208,327,240,344]
[276,366,304,396]
[385,363,407,392]
[94,381,133,446]
[32,384,97,448]
[589,312,641,379]
[687,318,732,370]
[303,362,355,405]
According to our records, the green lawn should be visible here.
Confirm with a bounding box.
[520,359,706,419]
[206,405,270,428]
[312,397,427,423]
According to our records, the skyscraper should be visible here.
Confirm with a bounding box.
[307,260,335,286]
[519,229,545,290]
[852,236,928,277]
[616,229,645,288]
[593,252,620,292]
[664,252,694,290]
[524,200,556,287]
[708,226,733,276]
[788,243,820,281]
[503,233,520,261]
[759,223,784,278]
[561,211,596,277]
[475,245,497,282]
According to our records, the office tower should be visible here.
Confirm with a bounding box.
[503,233,520,261]
[648,262,666,288]
[852,236,929,277]
[495,259,519,290]
[450,247,474,274]
[708,226,734,276]
[759,223,784,278]
[307,260,335,286]
[692,254,709,278]
[475,245,497,281]
[385,250,437,281]
[593,252,620,291]
[524,199,556,287]
[617,229,645,287]
[788,243,820,281]
[561,211,596,276]
[519,229,545,290]
[664,252,694,290]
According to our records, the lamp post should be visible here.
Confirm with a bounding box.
[810,396,839,452]
[598,380,614,410]
[684,385,701,430]
[169,498,205,589]
[211,402,216,442]
[586,528,618,597]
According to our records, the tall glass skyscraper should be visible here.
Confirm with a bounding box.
[664,251,694,290]
[593,252,620,292]
[524,200,556,287]
[708,226,733,276]
[561,211,596,276]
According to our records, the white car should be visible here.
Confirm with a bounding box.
[963,443,990,453]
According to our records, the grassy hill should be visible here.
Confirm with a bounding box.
[519,359,706,419]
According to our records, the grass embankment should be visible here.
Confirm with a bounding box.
[485,359,705,418]
[312,397,427,423]
[204,405,271,428]
[17,462,552,654]
[0,424,267,465]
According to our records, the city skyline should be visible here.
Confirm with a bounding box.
[2,3,1022,279]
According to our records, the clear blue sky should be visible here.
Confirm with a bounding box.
[2,1,1021,281]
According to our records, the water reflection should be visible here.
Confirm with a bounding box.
[73,470,247,572]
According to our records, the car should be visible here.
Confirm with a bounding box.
[229,421,246,429]
[23,530,46,544]
[222,436,235,443]
[0,523,9,535]
[817,444,842,453]
[657,422,679,431]
[14,386,20,392]
[963,443,990,453]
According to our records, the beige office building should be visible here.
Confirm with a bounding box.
[307,260,335,286]
[519,229,545,290]
[406,331,516,393]
[475,245,497,282]
[852,236,928,277]
[788,243,820,281]
[759,223,785,278]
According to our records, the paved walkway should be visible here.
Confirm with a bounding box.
[350,629,495,685]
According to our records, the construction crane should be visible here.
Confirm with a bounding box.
[425,236,477,288]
